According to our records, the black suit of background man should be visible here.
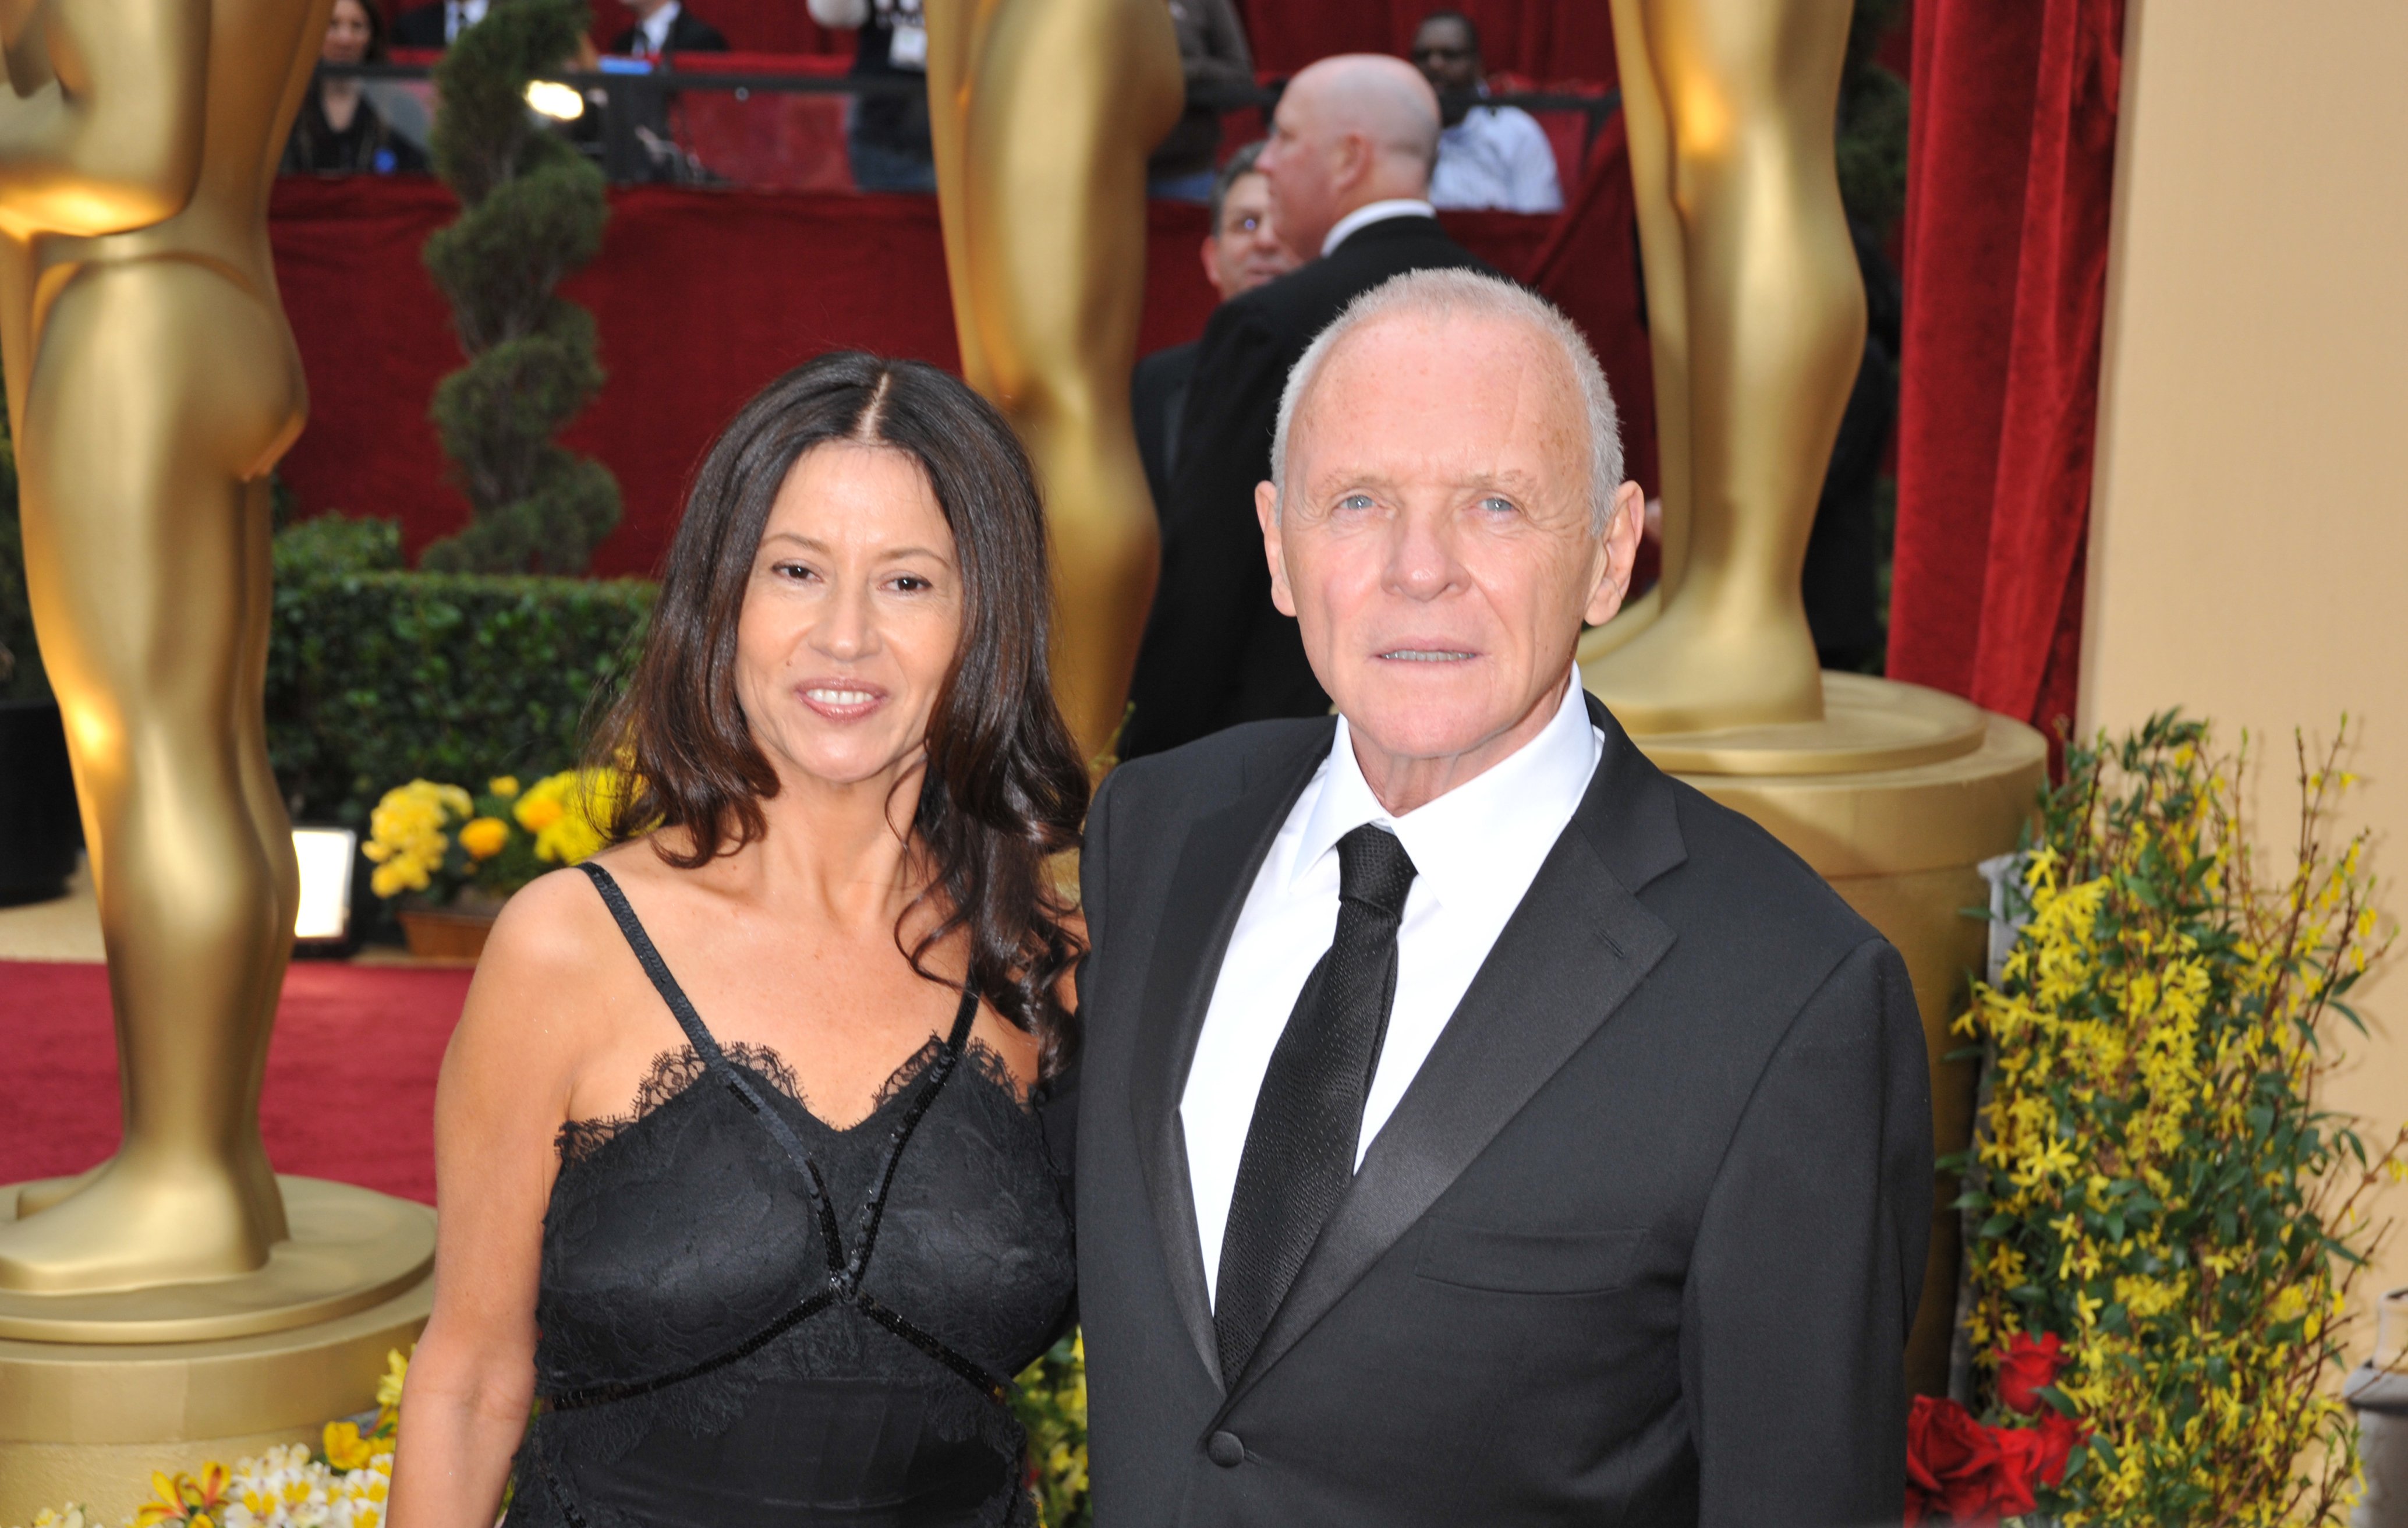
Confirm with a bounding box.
[1118,215,1496,761]
[1076,696,1933,1526]
[607,6,730,55]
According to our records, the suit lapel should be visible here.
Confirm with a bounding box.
[1216,699,1688,1406]
[1127,722,1333,1388]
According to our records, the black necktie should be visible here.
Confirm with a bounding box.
[1214,823,1417,1384]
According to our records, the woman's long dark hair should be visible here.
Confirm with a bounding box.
[594,352,1090,1076]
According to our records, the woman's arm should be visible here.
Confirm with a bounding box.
[388,875,599,1528]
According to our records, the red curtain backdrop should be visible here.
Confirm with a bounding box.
[270,180,1603,577]
[1529,111,1656,501]
[1888,0,2126,745]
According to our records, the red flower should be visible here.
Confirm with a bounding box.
[1906,1395,2004,1527]
[1906,1397,2085,1527]
[1996,1331,2066,1415]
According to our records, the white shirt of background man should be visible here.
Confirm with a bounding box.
[1181,673,1603,1304]
[1430,101,1566,214]
[636,0,682,54]
[445,0,488,41]
[1319,197,1439,258]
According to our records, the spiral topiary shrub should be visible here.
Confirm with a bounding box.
[422,0,621,574]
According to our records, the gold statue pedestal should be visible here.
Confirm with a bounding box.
[1587,667,2047,1394]
[0,1177,435,1525]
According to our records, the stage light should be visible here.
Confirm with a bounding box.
[292,826,357,943]
[525,80,585,121]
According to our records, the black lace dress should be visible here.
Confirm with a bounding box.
[504,864,1076,1528]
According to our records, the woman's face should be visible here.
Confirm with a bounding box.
[734,441,964,797]
[323,0,373,63]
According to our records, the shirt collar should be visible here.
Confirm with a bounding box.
[1320,198,1439,257]
[1292,671,1600,909]
[642,0,680,47]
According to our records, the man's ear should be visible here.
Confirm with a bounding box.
[1258,481,1295,617]
[1199,233,1226,302]
[1582,480,1648,628]
[1331,130,1372,197]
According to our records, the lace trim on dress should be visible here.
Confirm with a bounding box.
[555,1036,1029,1167]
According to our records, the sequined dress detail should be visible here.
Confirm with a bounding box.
[502,863,1075,1528]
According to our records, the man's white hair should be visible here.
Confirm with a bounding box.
[1269,268,1624,532]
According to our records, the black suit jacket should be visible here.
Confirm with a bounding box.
[1131,339,1198,526]
[607,9,730,54]
[1076,694,1932,1527]
[388,1,449,48]
[1118,216,1496,759]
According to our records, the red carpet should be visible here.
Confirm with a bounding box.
[0,961,471,1205]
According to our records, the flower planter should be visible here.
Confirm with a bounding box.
[0,698,80,906]
[396,906,497,962]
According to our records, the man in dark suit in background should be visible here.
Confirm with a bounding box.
[1118,54,1495,761]
[389,0,479,48]
[1132,142,1299,533]
[1078,268,1931,1526]
[607,0,728,56]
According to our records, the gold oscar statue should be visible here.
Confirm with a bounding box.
[924,0,1182,759]
[0,0,431,1513]
[1584,0,2047,1394]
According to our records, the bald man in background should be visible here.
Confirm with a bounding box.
[1118,54,1496,759]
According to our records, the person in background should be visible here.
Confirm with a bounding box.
[1147,0,1255,203]
[1120,53,1495,760]
[608,0,729,56]
[391,0,484,49]
[808,0,936,194]
[1410,10,1563,214]
[1131,142,1299,522]
[283,0,430,174]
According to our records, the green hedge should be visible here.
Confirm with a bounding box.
[266,518,655,829]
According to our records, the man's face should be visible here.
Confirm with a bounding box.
[1411,18,1481,125]
[1259,312,1644,781]
[1203,172,1301,300]
[1255,86,1343,259]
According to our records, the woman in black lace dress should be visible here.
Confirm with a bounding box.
[390,355,1088,1528]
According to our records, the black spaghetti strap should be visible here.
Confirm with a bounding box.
[576,862,830,1201]
[945,981,978,1053]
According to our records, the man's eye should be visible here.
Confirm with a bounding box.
[1338,494,1376,511]
[1240,215,1262,233]
[1479,496,1517,514]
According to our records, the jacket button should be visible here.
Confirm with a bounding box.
[1207,1430,1245,1467]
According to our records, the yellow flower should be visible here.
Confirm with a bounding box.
[376,1346,410,1411]
[488,775,521,800]
[458,817,511,860]
[515,769,627,865]
[515,794,564,832]
[324,1419,376,1471]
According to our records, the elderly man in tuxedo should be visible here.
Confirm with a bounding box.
[1075,268,1932,1527]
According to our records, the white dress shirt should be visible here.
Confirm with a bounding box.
[633,0,682,54]
[1318,197,1439,258]
[445,0,488,41]
[1181,675,1602,1303]
[1430,103,1566,214]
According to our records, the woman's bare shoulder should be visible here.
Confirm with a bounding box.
[444,864,629,1083]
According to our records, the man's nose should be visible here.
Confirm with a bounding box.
[1383,512,1462,599]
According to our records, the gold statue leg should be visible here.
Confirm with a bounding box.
[0,260,302,1292]
[1581,0,1864,732]
[926,0,1182,759]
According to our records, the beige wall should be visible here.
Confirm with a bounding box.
[2083,0,2408,1343]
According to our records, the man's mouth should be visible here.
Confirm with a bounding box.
[1375,649,1476,663]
